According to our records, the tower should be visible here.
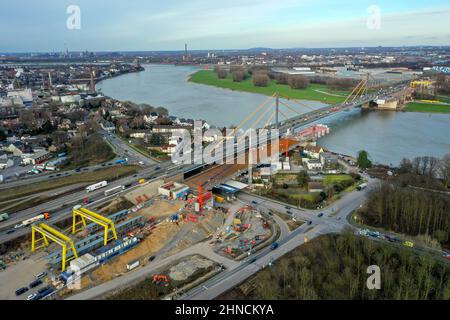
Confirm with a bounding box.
[90,68,96,93]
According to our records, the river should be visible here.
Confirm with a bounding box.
[98,64,450,166]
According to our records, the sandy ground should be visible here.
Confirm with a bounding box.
[138,198,184,220]
[124,180,164,205]
[169,255,215,281]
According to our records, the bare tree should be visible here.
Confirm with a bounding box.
[288,75,310,89]
[439,154,450,188]
[217,69,228,79]
[253,73,270,87]
[232,70,246,82]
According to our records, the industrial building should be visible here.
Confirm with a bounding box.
[158,181,190,199]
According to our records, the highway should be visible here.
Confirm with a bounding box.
[0,160,195,243]
[0,132,155,190]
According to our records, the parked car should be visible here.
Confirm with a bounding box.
[37,286,52,295]
[29,279,42,289]
[26,293,38,300]
[148,256,156,262]
[15,287,29,296]
[34,272,47,280]
[318,213,324,218]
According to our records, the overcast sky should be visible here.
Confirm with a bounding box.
[1,0,449,52]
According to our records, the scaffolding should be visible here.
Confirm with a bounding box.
[31,223,78,272]
[72,208,118,246]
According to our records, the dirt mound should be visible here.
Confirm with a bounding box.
[169,256,214,281]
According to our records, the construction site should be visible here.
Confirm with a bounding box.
[0,160,284,300]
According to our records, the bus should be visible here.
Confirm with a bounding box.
[86,181,108,193]
[104,185,125,197]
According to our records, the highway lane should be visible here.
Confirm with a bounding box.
[0,160,208,243]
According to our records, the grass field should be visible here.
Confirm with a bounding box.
[189,70,348,104]
[0,165,139,203]
[406,102,450,114]
[323,174,353,185]
[436,96,450,104]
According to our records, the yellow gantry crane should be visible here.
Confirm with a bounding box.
[72,208,118,246]
[31,223,78,272]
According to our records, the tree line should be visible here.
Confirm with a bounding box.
[213,65,358,91]
[228,233,450,300]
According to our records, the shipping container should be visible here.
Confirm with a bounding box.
[126,260,140,271]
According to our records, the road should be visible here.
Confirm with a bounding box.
[66,177,376,300]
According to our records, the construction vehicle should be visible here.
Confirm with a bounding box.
[152,274,169,286]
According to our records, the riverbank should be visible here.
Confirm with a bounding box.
[189,70,348,104]
[406,102,450,114]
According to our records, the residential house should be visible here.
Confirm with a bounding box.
[4,143,23,157]
[129,130,148,139]
[303,158,323,171]
[303,145,324,159]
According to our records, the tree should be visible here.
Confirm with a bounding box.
[399,158,413,174]
[274,73,288,85]
[297,171,310,187]
[253,73,270,87]
[217,69,228,79]
[288,75,310,89]
[149,133,164,146]
[357,150,372,169]
[232,70,246,82]
[439,154,450,188]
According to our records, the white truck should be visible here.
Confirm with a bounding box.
[86,181,108,193]
[357,183,368,191]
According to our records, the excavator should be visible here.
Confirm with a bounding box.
[152,274,169,287]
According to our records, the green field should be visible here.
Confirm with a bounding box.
[323,174,353,185]
[189,70,348,104]
[406,102,450,114]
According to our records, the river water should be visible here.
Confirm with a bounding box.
[98,64,450,166]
